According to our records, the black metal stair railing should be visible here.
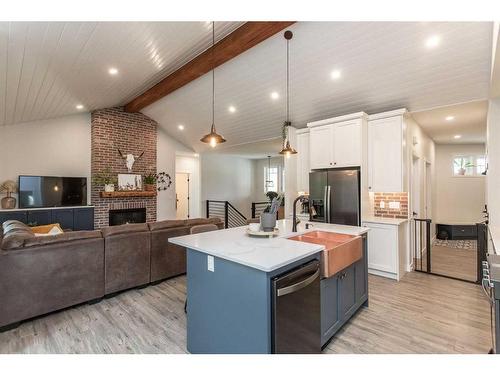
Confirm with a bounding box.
[251,201,280,219]
[251,202,269,219]
[206,200,247,228]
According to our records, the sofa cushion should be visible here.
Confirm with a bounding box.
[2,220,30,230]
[148,219,186,232]
[31,223,63,235]
[23,230,102,248]
[1,226,36,250]
[185,218,222,227]
[101,223,149,238]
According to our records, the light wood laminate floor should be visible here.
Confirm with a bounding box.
[415,245,477,282]
[0,272,492,354]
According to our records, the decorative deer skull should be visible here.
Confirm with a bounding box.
[118,149,144,172]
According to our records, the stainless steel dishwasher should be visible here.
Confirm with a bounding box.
[271,260,321,353]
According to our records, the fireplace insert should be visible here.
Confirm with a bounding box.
[109,208,146,226]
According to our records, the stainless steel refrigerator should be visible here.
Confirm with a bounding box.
[309,167,360,226]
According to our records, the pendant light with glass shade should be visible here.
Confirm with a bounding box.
[279,30,297,157]
[200,21,226,148]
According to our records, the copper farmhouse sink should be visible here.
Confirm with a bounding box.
[288,231,362,278]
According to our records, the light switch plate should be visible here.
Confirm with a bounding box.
[207,255,214,272]
[380,201,385,208]
[389,201,400,209]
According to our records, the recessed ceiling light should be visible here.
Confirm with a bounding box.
[76,104,84,110]
[228,106,236,113]
[108,67,119,75]
[330,70,341,80]
[425,35,440,49]
[178,124,185,130]
[270,92,279,100]
[454,134,462,139]
[445,116,455,121]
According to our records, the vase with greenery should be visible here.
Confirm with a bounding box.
[262,191,284,213]
[454,158,474,176]
[93,168,117,192]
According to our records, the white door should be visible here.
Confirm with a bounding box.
[309,124,333,169]
[424,161,434,239]
[333,120,361,167]
[176,173,190,219]
[368,116,403,192]
[410,155,421,265]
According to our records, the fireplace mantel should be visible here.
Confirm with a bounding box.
[100,191,157,198]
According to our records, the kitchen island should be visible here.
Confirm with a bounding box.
[169,219,369,354]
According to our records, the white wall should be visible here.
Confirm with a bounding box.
[200,154,255,218]
[487,99,500,226]
[407,116,436,222]
[435,143,486,223]
[156,127,196,220]
[0,113,92,206]
[175,154,201,219]
[284,127,298,218]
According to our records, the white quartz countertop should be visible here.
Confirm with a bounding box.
[169,219,369,272]
[362,216,408,226]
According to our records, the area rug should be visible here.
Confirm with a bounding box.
[432,239,477,250]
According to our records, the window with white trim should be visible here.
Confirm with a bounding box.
[264,166,284,193]
[453,155,486,176]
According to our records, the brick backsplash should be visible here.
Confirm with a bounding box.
[91,107,157,228]
[373,192,408,219]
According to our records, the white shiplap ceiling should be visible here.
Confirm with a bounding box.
[202,137,284,159]
[411,100,488,144]
[0,21,243,126]
[143,22,493,153]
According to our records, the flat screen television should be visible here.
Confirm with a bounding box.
[18,176,88,209]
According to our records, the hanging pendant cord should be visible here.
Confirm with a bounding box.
[212,21,215,127]
[286,37,290,123]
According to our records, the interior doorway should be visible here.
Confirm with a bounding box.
[176,173,190,219]
[411,155,422,271]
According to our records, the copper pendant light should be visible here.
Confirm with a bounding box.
[200,21,226,148]
[279,30,297,157]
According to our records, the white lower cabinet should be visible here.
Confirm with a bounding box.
[363,221,407,281]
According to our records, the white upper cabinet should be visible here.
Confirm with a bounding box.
[308,113,365,170]
[333,120,361,168]
[296,131,310,193]
[368,111,406,192]
[309,124,333,169]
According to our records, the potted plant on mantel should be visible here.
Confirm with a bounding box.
[143,172,173,192]
[143,173,157,192]
[93,168,117,192]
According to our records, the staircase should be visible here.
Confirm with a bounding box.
[206,200,247,228]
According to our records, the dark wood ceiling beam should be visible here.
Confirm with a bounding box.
[124,21,296,113]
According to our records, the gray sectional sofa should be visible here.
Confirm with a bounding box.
[0,217,223,331]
